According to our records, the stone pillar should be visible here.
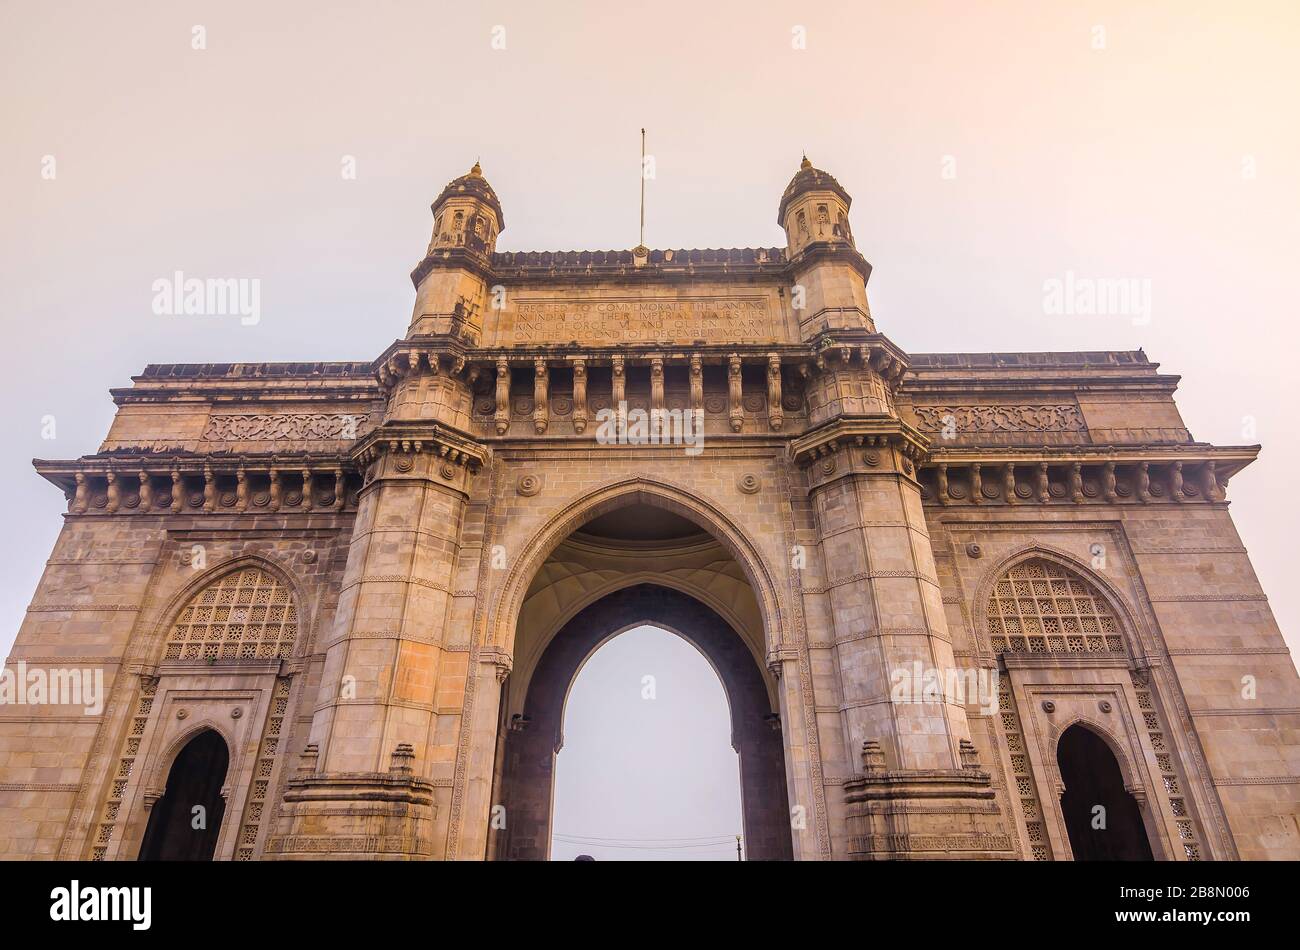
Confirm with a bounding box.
[650,355,664,413]
[267,357,482,860]
[802,354,1014,860]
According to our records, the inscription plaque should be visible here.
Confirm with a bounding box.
[494,295,780,345]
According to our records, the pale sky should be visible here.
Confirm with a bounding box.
[2,1,1297,857]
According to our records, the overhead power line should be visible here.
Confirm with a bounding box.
[553,831,736,843]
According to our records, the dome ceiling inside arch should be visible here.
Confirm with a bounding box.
[572,504,709,543]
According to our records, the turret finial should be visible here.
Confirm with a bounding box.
[469,161,483,177]
[800,153,812,170]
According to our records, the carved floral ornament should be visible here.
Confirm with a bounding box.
[912,404,1086,434]
[202,413,370,442]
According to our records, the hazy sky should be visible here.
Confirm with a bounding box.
[550,626,743,861]
[2,1,1298,857]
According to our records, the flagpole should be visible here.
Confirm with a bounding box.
[639,128,646,250]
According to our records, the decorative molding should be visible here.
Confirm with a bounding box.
[26,604,140,613]
[913,404,1085,434]
[1149,594,1268,603]
[801,569,939,594]
[202,413,369,442]
[1211,775,1300,786]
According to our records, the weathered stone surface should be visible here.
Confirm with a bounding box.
[1,160,1295,861]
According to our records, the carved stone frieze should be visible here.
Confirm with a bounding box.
[913,404,1085,434]
[202,413,370,442]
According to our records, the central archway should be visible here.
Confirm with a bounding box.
[491,584,792,860]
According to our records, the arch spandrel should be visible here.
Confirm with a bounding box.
[489,477,788,662]
[513,531,767,694]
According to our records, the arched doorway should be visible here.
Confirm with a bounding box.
[551,624,744,860]
[138,729,229,861]
[492,584,792,860]
[1056,724,1153,861]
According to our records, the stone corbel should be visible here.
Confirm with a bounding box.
[479,647,514,684]
[1003,463,1016,505]
[302,469,313,511]
[650,355,664,412]
[689,354,703,414]
[1202,461,1220,501]
[170,469,183,513]
[137,470,154,512]
[1069,461,1084,504]
[727,354,744,433]
[765,648,798,680]
[970,463,983,505]
[72,472,88,514]
[571,357,588,434]
[936,463,950,506]
[1035,462,1050,504]
[1170,461,1185,502]
[202,465,216,512]
[105,470,120,514]
[612,355,626,408]
[235,467,249,512]
[494,358,511,435]
[332,467,345,511]
[141,786,164,810]
[1102,461,1118,502]
[533,358,549,434]
[767,353,783,431]
[269,467,282,512]
[1137,461,1152,502]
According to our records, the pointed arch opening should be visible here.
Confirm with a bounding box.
[138,729,230,861]
[1056,723,1154,861]
[551,623,744,860]
[493,582,791,860]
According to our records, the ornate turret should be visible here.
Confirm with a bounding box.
[777,156,873,338]
[428,162,504,257]
[409,162,507,340]
[778,155,855,257]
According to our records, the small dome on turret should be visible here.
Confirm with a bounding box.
[432,161,504,229]
[777,155,852,226]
